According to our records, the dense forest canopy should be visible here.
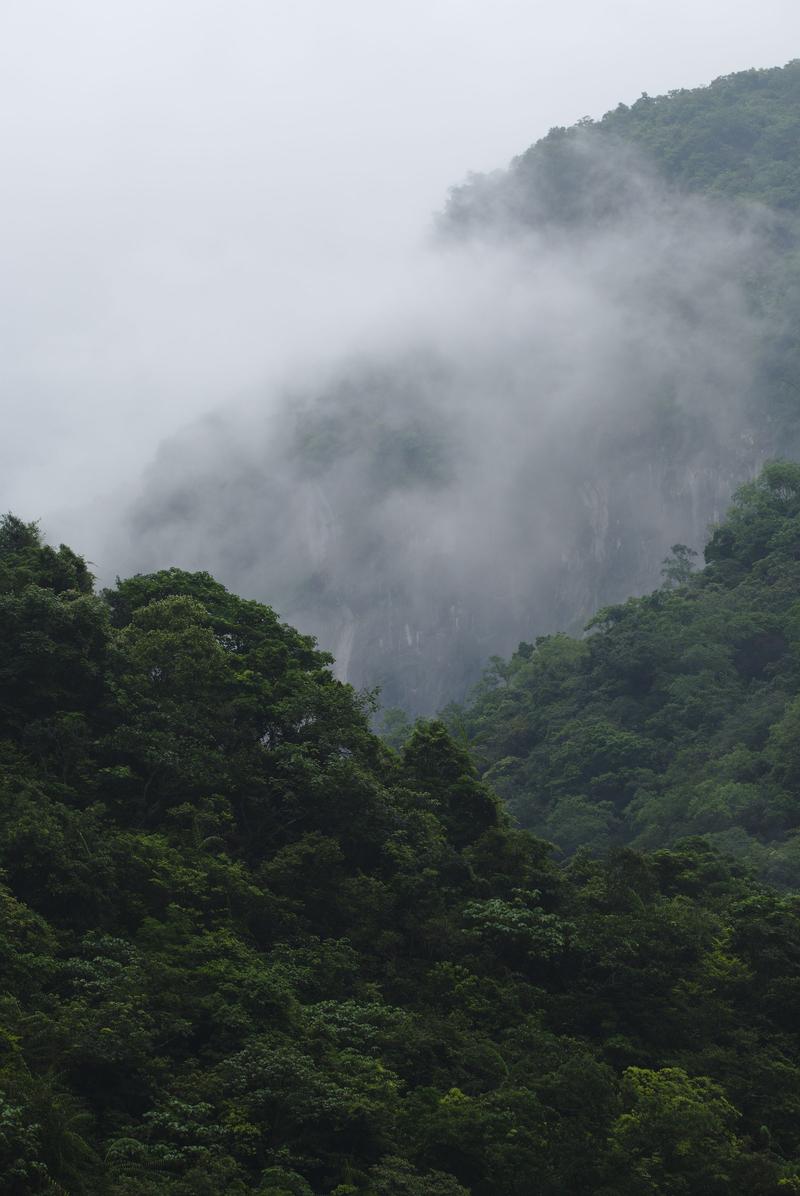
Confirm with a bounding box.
[4,494,800,1193]
[447,59,800,225]
[8,60,800,1196]
[444,461,800,888]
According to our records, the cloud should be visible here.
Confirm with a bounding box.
[2,3,797,707]
[113,135,775,710]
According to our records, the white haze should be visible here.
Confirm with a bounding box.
[114,136,775,710]
[1,0,799,558]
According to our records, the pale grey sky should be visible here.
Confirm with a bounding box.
[1,0,798,541]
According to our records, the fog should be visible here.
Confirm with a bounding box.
[2,2,799,523]
[117,134,776,709]
[2,2,798,707]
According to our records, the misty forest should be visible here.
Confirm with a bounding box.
[9,58,800,1195]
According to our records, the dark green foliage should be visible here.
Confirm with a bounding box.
[401,721,501,848]
[3,510,800,1191]
[452,462,800,889]
[585,61,800,211]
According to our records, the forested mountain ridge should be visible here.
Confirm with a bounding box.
[446,58,800,225]
[5,510,800,1192]
[447,461,800,887]
[119,60,800,714]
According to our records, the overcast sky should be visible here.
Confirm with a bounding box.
[2,0,799,546]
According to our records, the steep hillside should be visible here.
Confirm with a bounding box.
[4,513,800,1193]
[120,62,800,714]
[448,59,800,224]
[450,462,800,887]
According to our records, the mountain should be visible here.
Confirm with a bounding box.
[4,509,800,1193]
[118,61,800,715]
[447,58,800,224]
[449,461,800,886]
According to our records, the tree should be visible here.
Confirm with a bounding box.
[606,1067,742,1195]
[661,544,698,589]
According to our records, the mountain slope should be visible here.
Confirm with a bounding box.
[450,461,800,886]
[4,512,800,1192]
[119,61,800,714]
[448,58,800,225]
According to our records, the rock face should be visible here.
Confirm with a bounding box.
[280,447,764,713]
[123,376,768,714]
